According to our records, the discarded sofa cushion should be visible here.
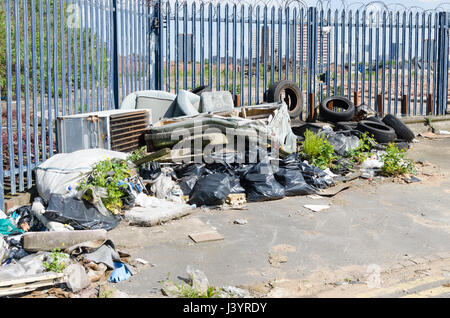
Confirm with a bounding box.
[200,91,234,113]
[241,162,286,202]
[45,194,120,231]
[189,173,231,206]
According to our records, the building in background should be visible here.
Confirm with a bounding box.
[177,33,193,61]
[256,24,329,66]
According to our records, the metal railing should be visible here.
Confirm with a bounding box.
[0,0,449,208]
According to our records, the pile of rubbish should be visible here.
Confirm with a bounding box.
[0,83,419,298]
[0,149,184,297]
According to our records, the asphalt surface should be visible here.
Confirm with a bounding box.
[108,136,450,297]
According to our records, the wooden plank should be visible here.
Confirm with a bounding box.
[0,273,66,297]
[189,231,224,243]
[133,148,172,166]
[0,272,65,288]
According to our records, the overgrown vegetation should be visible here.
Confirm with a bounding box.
[127,146,146,164]
[161,273,221,298]
[177,284,221,298]
[301,129,336,170]
[380,143,416,176]
[346,132,376,167]
[42,248,67,273]
[77,158,132,214]
[425,113,435,133]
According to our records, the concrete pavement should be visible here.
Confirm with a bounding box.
[108,136,450,297]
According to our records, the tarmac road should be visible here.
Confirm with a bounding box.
[108,135,450,297]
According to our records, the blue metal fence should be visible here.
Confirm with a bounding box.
[158,2,450,117]
[0,0,449,209]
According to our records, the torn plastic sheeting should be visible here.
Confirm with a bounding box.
[148,173,185,204]
[323,131,360,156]
[189,173,232,206]
[241,162,286,202]
[35,149,128,204]
[298,162,335,190]
[10,206,44,233]
[1,235,28,264]
[0,251,52,281]
[45,194,120,231]
[267,103,298,154]
[0,237,8,264]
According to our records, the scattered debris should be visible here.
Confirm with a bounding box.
[403,176,421,183]
[22,230,107,252]
[269,244,296,268]
[303,204,331,213]
[226,193,247,207]
[317,183,351,197]
[307,194,323,200]
[0,272,66,297]
[134,258,149,265]
[188,231,224,243]
[233,219,248,225]
[64,264,91,293]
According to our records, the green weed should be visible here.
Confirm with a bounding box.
[77,158,132,214]
[380,143,416,176]
[346,132,377,167]
[302,129,336,170]
[42,248,67,273]
[127,146,147,164]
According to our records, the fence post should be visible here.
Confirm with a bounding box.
[112,0,119,108]
[436,12,449,115]
[306,7,317,120]
[149,0,162,90]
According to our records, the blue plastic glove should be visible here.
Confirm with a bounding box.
[108,261,132,283]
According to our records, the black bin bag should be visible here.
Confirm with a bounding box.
[45,194,120,231]
[242,162,285,202]
[189,173,231,206]
[275,166,317,196]
[139,162,162,180]
[175,163,212,196]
